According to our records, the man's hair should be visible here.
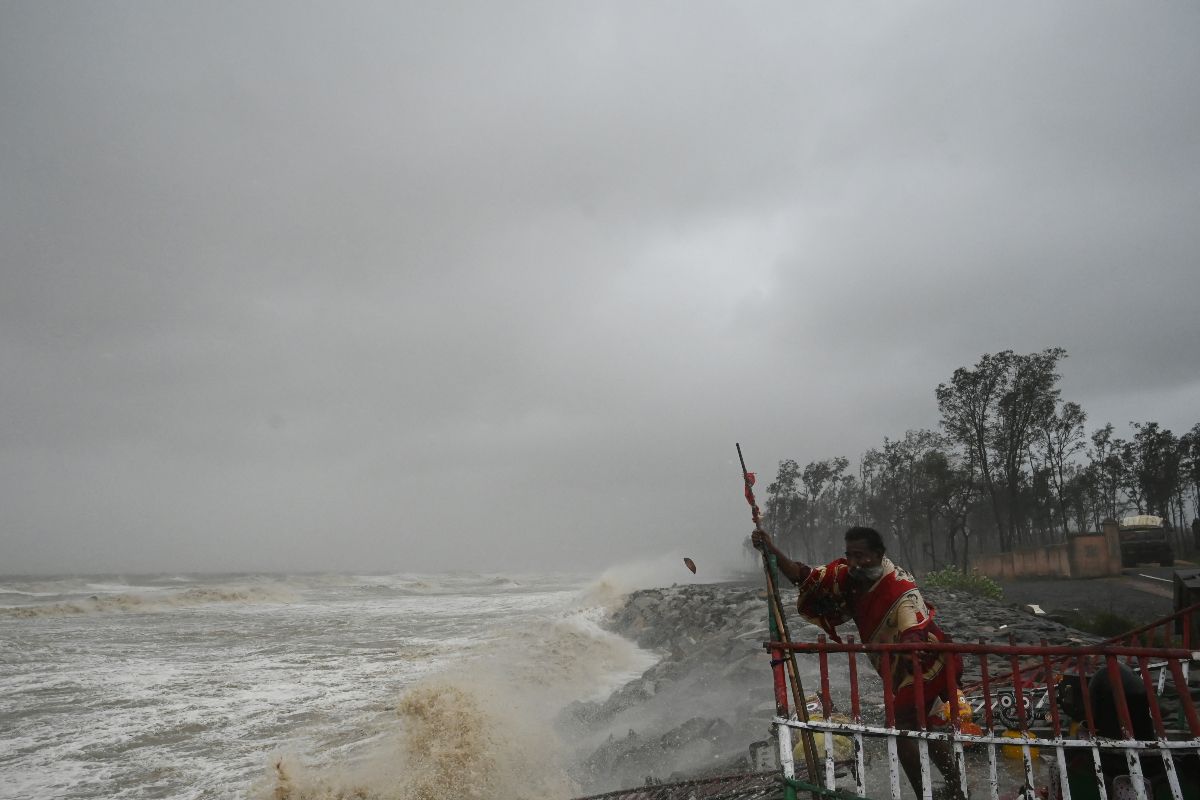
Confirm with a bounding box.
[845,526,886,554]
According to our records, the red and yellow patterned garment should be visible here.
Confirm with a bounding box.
[793,556,959,715]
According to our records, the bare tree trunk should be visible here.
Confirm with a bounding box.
[927,517,938,571]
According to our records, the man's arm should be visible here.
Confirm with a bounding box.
[750,530,812,584]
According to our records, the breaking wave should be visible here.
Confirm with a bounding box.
[256,599,653,799]
[491,608,659,705]
[263,681,578,800]
[1,585,296,618]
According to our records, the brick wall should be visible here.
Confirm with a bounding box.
[969,521,1121,580]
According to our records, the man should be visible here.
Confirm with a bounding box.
[751,526,964,799]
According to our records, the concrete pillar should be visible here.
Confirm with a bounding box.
[1102,518,1121,574]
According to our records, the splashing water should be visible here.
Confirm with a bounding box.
[1,572,648,800]
[264,682,578,800]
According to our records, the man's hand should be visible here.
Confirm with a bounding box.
[750,530,811,585]
[899,627,937,671]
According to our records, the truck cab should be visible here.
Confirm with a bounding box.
[1118,514,1174,567]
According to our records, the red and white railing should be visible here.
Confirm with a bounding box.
[768,634,1200,800]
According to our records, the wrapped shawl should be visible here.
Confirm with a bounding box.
[794,556,958,712]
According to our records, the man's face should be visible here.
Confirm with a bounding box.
[845,539,884,582]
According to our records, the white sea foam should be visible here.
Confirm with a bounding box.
[0,586,63,597]
[1,571,649,800]
[288,679,576,800]
[83,580,139,593]
[248,580,654,800]
[1,584,298,618]
[258,638,629,799]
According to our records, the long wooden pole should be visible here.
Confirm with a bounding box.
[737,443,820,785]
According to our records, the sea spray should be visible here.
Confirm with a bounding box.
[398,684,496,799]
[584,556,740,604]
[250,594,661,799]
[263,681,578,800]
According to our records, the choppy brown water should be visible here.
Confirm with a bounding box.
[264,681,579,800]
[2,572,641,800]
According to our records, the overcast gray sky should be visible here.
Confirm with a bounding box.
[2,2,1198,575]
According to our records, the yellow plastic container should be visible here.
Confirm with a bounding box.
[1000,729,1040,760]
[794,710,855,763]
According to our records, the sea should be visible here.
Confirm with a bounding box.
[0,571,663,800]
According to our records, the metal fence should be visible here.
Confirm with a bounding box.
[960,601,1199,709]
[772,631,1200,800]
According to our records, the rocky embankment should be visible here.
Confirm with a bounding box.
[560,579,1105,794]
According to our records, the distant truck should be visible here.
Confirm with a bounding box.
[1119,514,1174,567]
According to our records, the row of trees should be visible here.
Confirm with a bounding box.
[761,348,1200,572]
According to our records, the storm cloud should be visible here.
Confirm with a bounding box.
[2,2,1198,573]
